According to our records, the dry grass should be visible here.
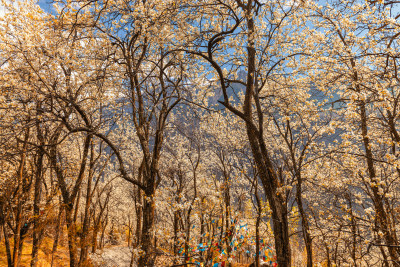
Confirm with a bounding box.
[0,237,70,267]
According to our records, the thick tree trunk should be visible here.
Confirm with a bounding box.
[360,102,400,264]
[241,5,291,265]
[65,206,78,267]
[138,191,156,266]
[13,129,29,267]
[78,184,92,265]
[32,104,45,267]
[31,149,44,267]
[246,124,291,267]
[295,175,312,267]
[91,227,98,253]
[79,143,95,266]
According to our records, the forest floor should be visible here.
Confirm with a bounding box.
[89,245,251,267]
[0,240,251,267]
[89,245,134,267]
[0,237,70,267]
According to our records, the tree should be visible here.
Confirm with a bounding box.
[304,0,400,264]
[178,1,308,265]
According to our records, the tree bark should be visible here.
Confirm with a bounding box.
[78,141,95,266]
[31,103,45,267]
[138,190,156,266]
[295,174,312,267]
[13,128,30,267]
[51,205,63,267]
[31,148,44,267]
[65,205,78,267]
[360,102,400,264]
[1,204,12,267]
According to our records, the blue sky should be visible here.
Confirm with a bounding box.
[37,0,53,13]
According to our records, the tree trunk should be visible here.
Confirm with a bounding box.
[31,148,44,267]
[255,209,261,267]
[13,128,30,267]
[12,204,22,267]
[360,102,400,263]
[246,124,291,267]
[65,206,78,267]
[241,5,291,266]
[79,142,95,266]
[135,185,142,248]
[32,104,45,267]
[326,246,331,267]
[173,210,179,264]
[295,174,312,267]
[51,205,63,267]
[199,209,205,260]
[91,226,98,253]
[184,219,191,264]
[138,191,156,266]
[254,177,262,267]
[100,215,108,249]
[1,209,12,267]
[223,170,232,258]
